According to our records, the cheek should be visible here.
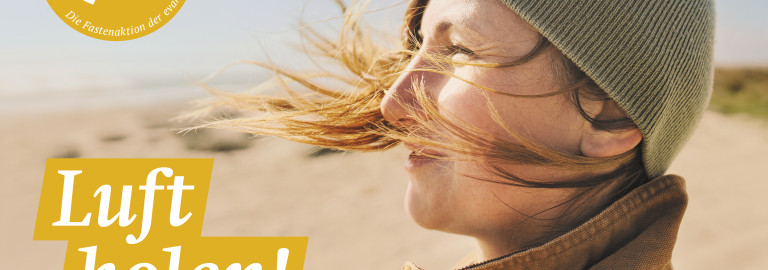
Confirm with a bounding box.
[436,82,500,132]
[497,97,584,153]
[436,78,584,154]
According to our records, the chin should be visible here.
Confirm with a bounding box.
[404,181,450,231]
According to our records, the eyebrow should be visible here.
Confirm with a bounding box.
[432,20,487,43]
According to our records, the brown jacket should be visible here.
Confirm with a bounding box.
[402,175,688,270]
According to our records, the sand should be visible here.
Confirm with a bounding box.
[1,103,766,270]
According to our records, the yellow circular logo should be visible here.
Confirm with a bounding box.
[48,0,185,41]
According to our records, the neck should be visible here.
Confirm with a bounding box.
[473,227,550,261]
[476,238,514,261]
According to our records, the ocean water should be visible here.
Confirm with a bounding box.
[0,67,276,114]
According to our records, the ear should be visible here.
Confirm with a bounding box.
[580,100,642,158]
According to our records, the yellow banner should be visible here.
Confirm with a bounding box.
[35,159,307,270]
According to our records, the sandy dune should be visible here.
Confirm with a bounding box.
[1,104,766,269]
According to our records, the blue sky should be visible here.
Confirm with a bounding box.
[713,0,768,65]
[1,0,766,96]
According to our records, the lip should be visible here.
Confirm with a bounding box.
[403,142,448,157]
[403,142,447,171]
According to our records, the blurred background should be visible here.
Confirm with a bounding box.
[1,0,767,269]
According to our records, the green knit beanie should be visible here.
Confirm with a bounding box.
[500,0,716,178]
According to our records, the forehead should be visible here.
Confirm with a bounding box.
[421,0,539,44]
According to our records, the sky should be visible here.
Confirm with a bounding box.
[0,0,766,98]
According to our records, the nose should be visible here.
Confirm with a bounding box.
[380,56,436,128]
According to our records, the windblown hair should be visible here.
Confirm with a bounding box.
[184,0,647,238]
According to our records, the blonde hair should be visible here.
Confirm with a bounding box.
[184,0,647,234]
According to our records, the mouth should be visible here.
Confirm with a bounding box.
[403,142,448,170]
[403,142,448,157]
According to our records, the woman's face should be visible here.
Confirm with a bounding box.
[380,0,600,244]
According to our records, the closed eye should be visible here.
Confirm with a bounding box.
[446,44,475,57]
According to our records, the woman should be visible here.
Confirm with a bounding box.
[189,0,714,268]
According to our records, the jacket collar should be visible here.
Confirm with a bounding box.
[403,175,688,270]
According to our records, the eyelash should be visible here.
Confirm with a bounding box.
[446,45,475,57]
[414,29,475,58]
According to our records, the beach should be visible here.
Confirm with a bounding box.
[1,102,767,269]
